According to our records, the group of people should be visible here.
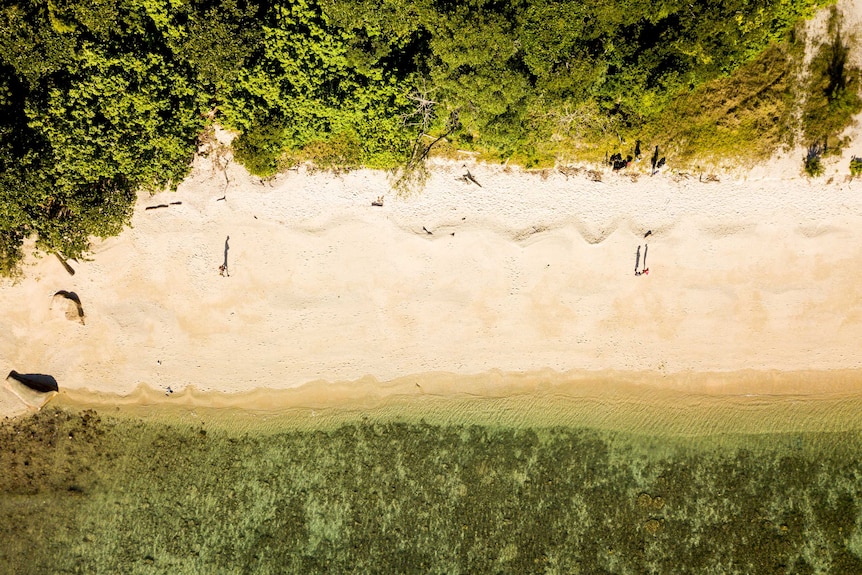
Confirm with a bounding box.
[607,141,666,176]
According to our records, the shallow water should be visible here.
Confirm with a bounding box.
[2,393,861,574]
[49,368,862,437]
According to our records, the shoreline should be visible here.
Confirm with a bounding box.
[44,368,862,436]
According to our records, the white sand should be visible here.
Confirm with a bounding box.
[3,0,862,418]
[3,137,862,417]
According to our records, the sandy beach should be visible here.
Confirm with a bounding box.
[3,118,862,424]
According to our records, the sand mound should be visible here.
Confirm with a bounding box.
[52,291,85,325]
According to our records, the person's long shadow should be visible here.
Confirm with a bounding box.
[222,235,230,276]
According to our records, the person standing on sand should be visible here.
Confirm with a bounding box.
[642,244,649,275]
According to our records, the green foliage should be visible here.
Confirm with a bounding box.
[0,0,205,274]
[641,41,801,166]
[232,122,288,178]
[29,47,200,191]
[167,0,265,98]
[801,15,862,144]
[804,156,824,177]
[219,0,414,172]
[851,156,862,177]
[3,408,862,573]
[0,0,852,275]
[804,143,825,177]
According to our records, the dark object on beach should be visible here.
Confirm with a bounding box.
[53,290,85,324]
[54,253,75,276]
[7,371,59,393]
[635,245,641,274]
[644,230,652,238]
[634,140,642,159]
[145,204,169,210]
[657,157,666,169]
[170,201,182,205]
[216,195,226,202]
[609,152,628,170]
[423,226,433,235]
[464,170,482,187]
[371,195,384,207]
[651,146,659,172]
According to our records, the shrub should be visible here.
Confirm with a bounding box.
[231,124,287,178]
[804,143,825,177]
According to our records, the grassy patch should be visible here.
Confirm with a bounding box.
[801,12,862,145]
[641,40,801,168]
[805,142,826,177]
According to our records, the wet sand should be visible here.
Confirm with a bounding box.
[47,369,862,437]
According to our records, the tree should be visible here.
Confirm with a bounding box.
[0,0,204,273]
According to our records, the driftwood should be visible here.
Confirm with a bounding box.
[146,201,182,210]
[464,170,482,187]
[54,253,75,276]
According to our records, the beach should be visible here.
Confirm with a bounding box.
[5,0,862,422]
[3,121,862,429]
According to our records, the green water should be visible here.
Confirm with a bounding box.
[1,407,861,574]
